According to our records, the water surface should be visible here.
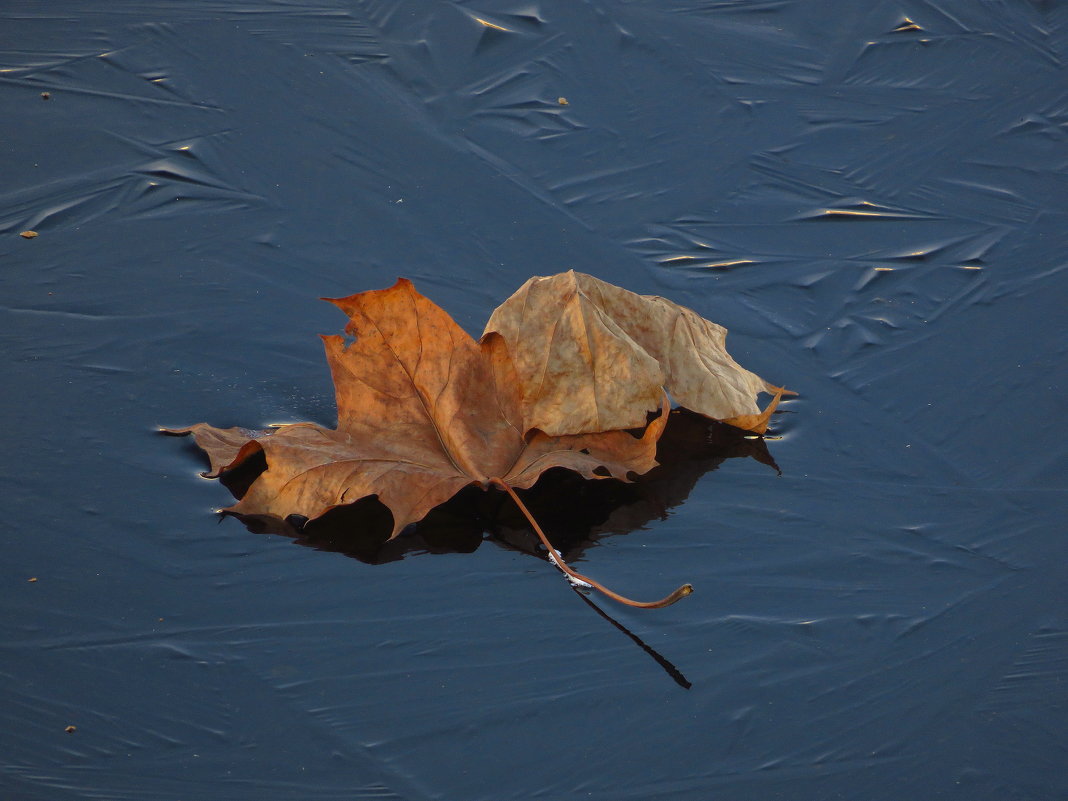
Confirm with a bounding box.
[3,2,1066,799]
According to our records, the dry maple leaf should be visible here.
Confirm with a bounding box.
[167,278,690,608]
[483,270,792,436]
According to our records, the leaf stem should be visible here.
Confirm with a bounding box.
[489,478,693,609]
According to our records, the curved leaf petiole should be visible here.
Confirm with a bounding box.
[489,478,693,609]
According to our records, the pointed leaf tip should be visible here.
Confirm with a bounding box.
[721,386,791,434]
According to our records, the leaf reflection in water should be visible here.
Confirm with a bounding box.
[220,408,780,566]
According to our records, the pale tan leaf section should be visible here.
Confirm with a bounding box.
[482,272,665,437]
[483,270,783,435]
[170,279,666,537]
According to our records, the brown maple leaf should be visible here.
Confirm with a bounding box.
[483,270,793,436]
[167,278,690,608]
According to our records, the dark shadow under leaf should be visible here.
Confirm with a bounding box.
[218,408,780,565]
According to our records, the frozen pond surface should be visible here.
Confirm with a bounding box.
[3,2,1067,799]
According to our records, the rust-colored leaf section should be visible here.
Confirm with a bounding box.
[483,270,786,435]
[163,424,267,477]
[721,386,790,435]
[169,279,665,537]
